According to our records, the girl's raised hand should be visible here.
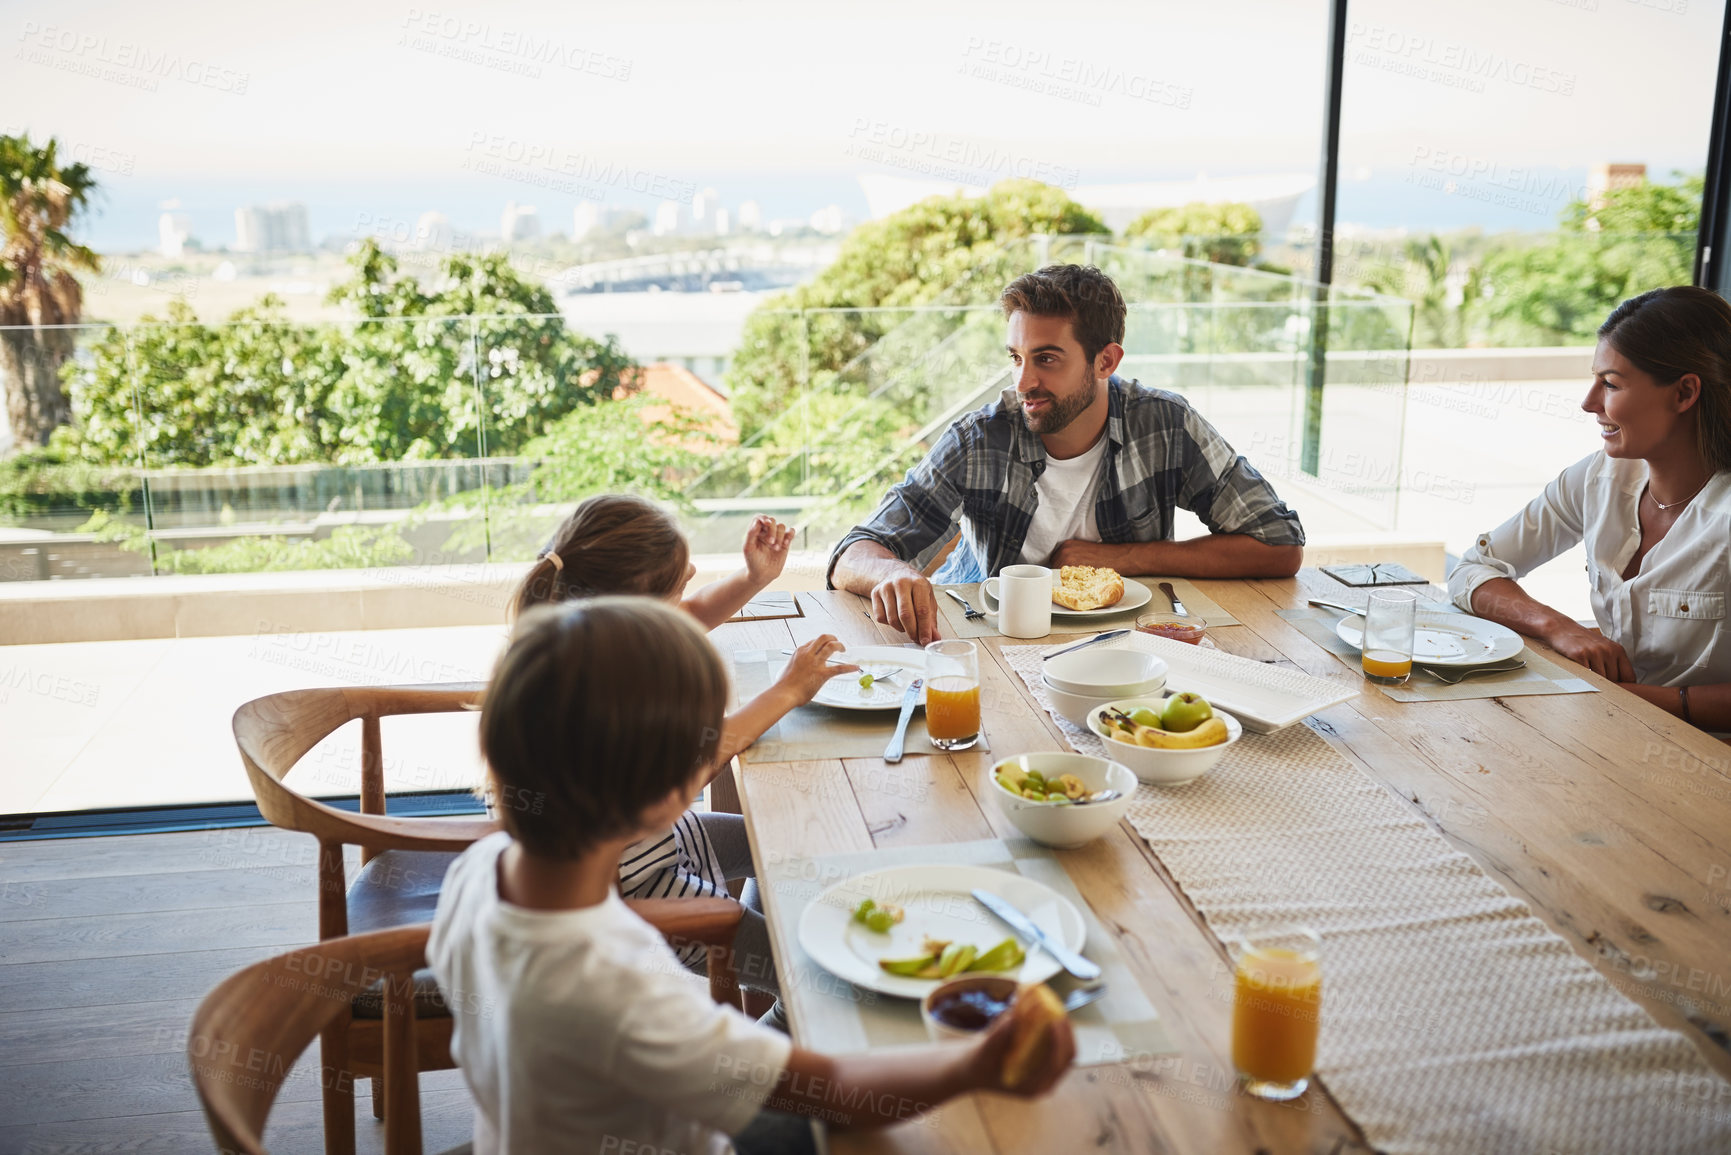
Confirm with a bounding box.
[743,515,794,586]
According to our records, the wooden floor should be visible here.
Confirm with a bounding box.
[0,827,476,1155]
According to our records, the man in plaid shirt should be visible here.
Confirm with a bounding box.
[828,264,1305,643]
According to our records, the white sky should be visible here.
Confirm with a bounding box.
[1,0,1723,235]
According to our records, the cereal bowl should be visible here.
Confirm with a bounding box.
[988,752,1136,848]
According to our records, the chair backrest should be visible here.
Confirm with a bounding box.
[233,685,496,940]
[233,684,487,837]
[190,924,432,1155]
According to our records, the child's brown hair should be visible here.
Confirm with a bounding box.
[512,494,690,619]
[480,597,727,859]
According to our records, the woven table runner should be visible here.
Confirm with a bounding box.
[1004,642,1731,1153]
[730,650,989,763]
[1279,605,1597,702]
[933,577,1239,640]
[764,837,1174,1065]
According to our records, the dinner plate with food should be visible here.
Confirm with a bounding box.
[803,645,928,711]
[982,565,1154,618]
[795,863,1087,999]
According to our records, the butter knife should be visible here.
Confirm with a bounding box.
[971,888,1101,981]
[1159,582,1187,616]
[883,677,924,764]
[1041,628,1131,661]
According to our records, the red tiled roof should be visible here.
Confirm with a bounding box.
[614,363,738,447]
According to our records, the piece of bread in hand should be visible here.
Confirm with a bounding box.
[1052,565,1124,611]
[1000,983,1068,1089]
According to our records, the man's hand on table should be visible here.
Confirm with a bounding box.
[869,569,943,645]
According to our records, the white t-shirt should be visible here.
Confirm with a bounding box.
[1019,431,1110,566]
[428,833,793,1155]
[1449,452,1731,686]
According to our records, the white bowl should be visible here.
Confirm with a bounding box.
[1043,648,1168,697]
[920,975,1019,1042]
[987,752,1136,848]
[1085,696,1242,785]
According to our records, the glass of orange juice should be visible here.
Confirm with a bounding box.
[923,640,981,751]
[1229,924,1322,1101]
[1361,589,1417,685]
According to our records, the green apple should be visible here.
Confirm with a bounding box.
[1128,705,1162,729]
[1160,692,1213,733]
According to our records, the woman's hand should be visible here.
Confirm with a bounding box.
[743,515,794,586]
[774,635,858,704]
[1546,620,1636,681]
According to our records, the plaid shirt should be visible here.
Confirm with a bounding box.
[828,376,1305,585]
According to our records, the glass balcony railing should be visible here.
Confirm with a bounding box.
[0,246,1413,583]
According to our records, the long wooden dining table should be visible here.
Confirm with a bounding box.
[709,575,1731,1153]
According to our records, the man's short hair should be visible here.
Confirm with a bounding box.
[479,597,727,860]
[1000,264,1127,364]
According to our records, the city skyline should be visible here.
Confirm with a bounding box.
[5,0,1722,251]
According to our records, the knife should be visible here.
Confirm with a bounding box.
[1159,582,1187,616]
[883,677,923,764]
[1041,628,1131,661]
[971,888,1101,981]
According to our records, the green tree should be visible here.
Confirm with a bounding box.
[1122,201,1262,267]
[1480,174,1700,345]
[723,179,1105,440]
[0,133,99,447]
[1360,236,1482,348]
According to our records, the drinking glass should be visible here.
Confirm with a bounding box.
[1361,589,1418,685]
[1228,924,1323,1101]
[924,640,981,751]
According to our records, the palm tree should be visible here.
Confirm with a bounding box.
[0,133,100,448]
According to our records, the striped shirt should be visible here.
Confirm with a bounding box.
[827,376,1305,585]
[618,810,726,966]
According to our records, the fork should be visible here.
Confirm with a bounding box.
[945,589,986,620]
[777,649,896,682]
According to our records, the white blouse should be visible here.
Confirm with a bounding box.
[1448,452,1731,687]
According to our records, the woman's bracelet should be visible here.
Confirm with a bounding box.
[1679,684,1693,725]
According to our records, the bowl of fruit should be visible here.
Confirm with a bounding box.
[988,752,1136,848]
[1086,692,1241,785]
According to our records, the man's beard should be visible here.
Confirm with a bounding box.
[1018,377,1096,435]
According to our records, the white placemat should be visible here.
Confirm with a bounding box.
[1004,642,1731,1153]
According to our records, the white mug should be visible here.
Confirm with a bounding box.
[997,564,1053,638]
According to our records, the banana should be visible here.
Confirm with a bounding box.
[1139,715,1228,749]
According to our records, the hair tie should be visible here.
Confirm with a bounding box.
[541,551,564,573]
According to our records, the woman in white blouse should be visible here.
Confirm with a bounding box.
[1449,286,1731,730]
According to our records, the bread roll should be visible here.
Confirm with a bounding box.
[1000,983,1067,1089]
[1052,565,1124,611]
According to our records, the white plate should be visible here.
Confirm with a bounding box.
[1335,611,1524,668]
[983,576,1154,618]
[795,863,1086,999]
[805,645,927,711]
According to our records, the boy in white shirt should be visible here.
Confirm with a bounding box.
[429,597,1075,1155]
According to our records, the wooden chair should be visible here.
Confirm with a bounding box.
[231,685,745,1153]
[191,910,744,1155]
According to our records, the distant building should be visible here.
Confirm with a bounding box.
[713,207,731,236]
[573,202,600,241]
[654,200,683,236]
[736,200,762,232]
[158,212,193,258]
[501,202,542,242]
[809,204,846,235]
[613,362,737,450]
[1587,163,1647,211]
[414,211,454,252]
[234,202,312,253]
[692,188,719,231]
